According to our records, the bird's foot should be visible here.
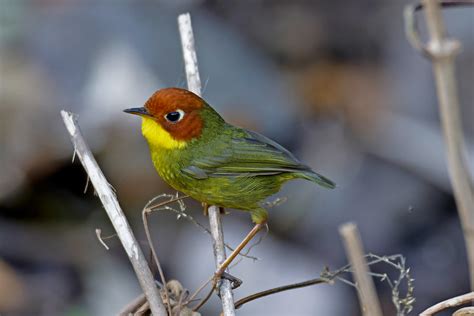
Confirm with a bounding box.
[219,207,228,215]
[213,271,242,292]
[202,203,209,216]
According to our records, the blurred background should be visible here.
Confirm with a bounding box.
[0,0,473,315]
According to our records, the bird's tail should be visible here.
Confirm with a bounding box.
[299,170,336,189]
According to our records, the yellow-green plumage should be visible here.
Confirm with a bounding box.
[127,88,335,223]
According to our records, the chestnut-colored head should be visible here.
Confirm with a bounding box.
[147,88,205,140]
[125,88,209,149]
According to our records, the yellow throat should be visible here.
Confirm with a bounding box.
[141,117,187,149]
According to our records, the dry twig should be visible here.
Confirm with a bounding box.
[453,307,474,316]
[61,111,167,316]
[419,291,474,315]
[143,193,257,261]
[142,205,173,316]
[405,0,474,290]
[118,293,146,316]
[339,222,383,316]
[233,276,329,310]
[230,253,414,314]
[177,12,236,316]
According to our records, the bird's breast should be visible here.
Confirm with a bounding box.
[150,148,189,189]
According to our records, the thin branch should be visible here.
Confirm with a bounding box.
[118,294,146,316]
[178,12,236,316]
[208,206,236,315]
[234,277,330,310]
[61,111,167,316]
[143,208,172,316]
[192,286,215,311]
[419,291,474,315]
[404,0,474,57]
[188,277,214,309]
[178,13,202,96]
[339,223,383,316]
[406,0,474,291]
[453,307,474,316]
[233,253,414,313]
[152,252,411,314]
[137,194,253,311]
[415,0,474,10]
[146,193,258,261]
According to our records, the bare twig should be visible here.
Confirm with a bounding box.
[229,224,268,269]
[404,0,474,57]
[234,276,330,310]
[178,13,202,96]
[192,285,215,311]
[405,0,474,290]
[208,207,236,314]
[137,194,252,311]
[419,291,474,315]
[142,208,172,316]
[118,293,146,316]
[230,253,413,313]
[145,193,258,261]
[178,12,236,316]
[61,111,167,316]
[453,307,474,316]
[339,223,383,316]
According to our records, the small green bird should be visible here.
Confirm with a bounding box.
[124,87,335,225]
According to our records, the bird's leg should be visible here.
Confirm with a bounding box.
[220,272,242,290]
[202,202,209,216]
[214,222,265,278]
[218,207,228,215]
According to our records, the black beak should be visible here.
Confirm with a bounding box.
[123,107,151,117]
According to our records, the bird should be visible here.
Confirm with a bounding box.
[124,87,335,274]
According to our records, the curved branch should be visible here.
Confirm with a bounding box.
[420,292,474,315]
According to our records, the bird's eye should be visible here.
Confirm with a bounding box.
[164,109,185,123]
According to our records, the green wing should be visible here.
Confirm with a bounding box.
[182,127,335,188]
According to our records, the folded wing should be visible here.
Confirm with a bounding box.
[182,128,335,188]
